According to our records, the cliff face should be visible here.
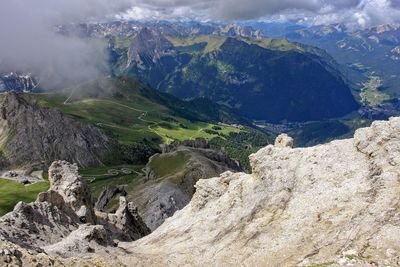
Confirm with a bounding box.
[0,93,117,168]
[120,117,400,266]
[1,118,400,266]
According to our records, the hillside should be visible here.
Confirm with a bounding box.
[0,77,273,216]
[111,28,359,122]
[27,77,250,146]
[283,24,400,101]
[127,142,241,230]
[0,92,118,168]
[1,117,400,266]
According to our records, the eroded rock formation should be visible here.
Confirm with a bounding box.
[2,118,400,266]
[0,161,149,266]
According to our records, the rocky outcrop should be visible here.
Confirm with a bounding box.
[47,161,97,224]
[118,117,400,266]
[274,133,294,148]
[132,146,242,230]
[97,197,151,241]
[0,161,149,264]
[3,118,400,266]
[127,27,175,70]
[0,93,117,168]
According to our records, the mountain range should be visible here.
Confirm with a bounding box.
[1,18,400,267]
[0,72,37,92]
[110,27,359,123]
[252,23,400,103]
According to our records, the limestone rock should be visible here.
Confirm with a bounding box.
[98,197,151,241]
[118,117,400,266]
[0,200,81,250]
[43,224,114,258]
[0,160,150,264]
[48,161,96,224]
[95,185,127,212]
[274,133,294,148]
[3,118,400,266]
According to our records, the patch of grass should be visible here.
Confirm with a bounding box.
[0,179,49,216]
[155,122,241,144]
[167,35,227,53]
[23,93,168,144]
[79,165,144,199]
[360,76,390,107]
[23,81,244,147]
[245,38,302,51]
[148,151,191,178]
[115,37,132,49]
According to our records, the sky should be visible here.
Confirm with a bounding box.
[118,0,400,28]
[0,0,399,89]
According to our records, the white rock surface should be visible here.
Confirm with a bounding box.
[274,133,294,148]
[117,117,400,266]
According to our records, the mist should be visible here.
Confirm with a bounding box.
[0,0,132,89]
[1,0,399,90]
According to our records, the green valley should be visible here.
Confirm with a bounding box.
[25,77,247,146]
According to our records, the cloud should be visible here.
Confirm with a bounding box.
[0,0,133,89]
[307,0,400,28]
[0,0,398,90]
[118,0,400,28]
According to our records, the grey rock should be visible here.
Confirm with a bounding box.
[119,117,400,266]
[48,161,96,224]
[95,185,127,212]
[0,92,117,168]
[131,146,242,230]
[274,133,294,148]
[0,160,150,262]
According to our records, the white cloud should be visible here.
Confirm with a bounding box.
[0,0,133,89]
[118,0,400,28]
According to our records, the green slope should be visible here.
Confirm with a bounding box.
[0,179,49,216]
[25,77,246,145]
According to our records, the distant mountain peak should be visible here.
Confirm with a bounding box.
[127,27,175,70]
[374,24,395,34]
[214,24,263,39]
